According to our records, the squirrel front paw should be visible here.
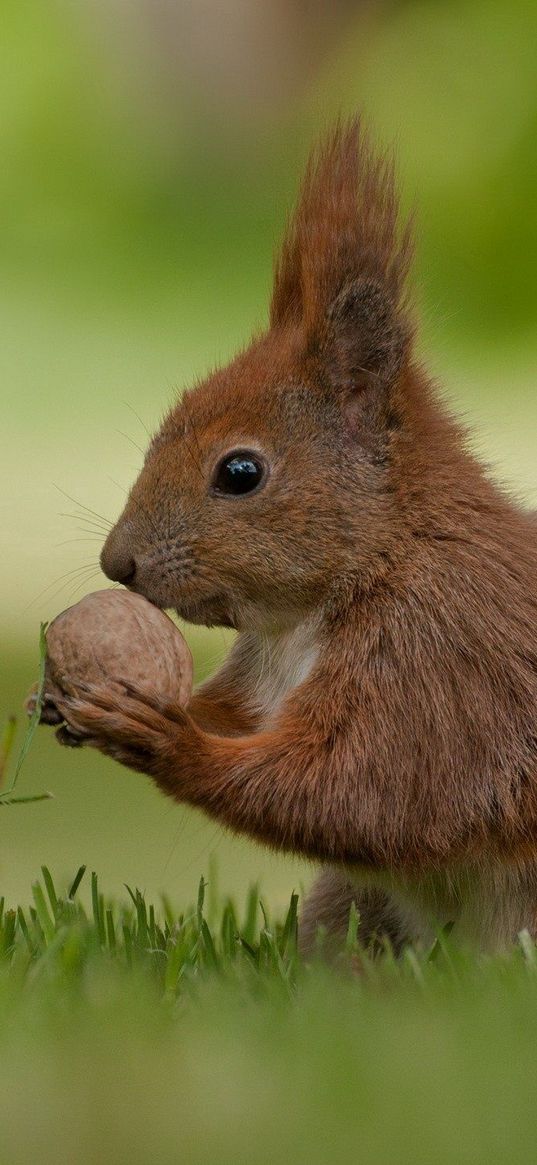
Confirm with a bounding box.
[25,683,87,746]
[54,680,191,777]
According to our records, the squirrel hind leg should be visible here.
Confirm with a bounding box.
[299,869,410,960]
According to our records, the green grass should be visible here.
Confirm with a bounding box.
[2,865,537,1164]
[3,650,537,1163]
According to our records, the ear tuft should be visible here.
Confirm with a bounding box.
[270,118,413,353]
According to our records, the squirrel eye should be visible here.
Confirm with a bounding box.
[213,451,266,496]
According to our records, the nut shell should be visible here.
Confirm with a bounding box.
[45,590,193,708]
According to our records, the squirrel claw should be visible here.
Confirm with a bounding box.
[55,724,86,748]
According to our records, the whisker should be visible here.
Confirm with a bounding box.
[123,401,151,438]
[115,429,145,458]
[180,432,204,481]
[161,808,190,876]
[180,394,205,481]
[53,486,114,529]
[24,561,101,611]
[74,526,109,540]
[59,512,112,536]
[55,537,103,548]
[169,822,225,881]
[64,568,104,604]
[108,476,163,544]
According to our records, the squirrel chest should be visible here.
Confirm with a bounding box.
[245,620,320,727]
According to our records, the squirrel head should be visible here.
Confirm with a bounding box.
[101,120,416,632]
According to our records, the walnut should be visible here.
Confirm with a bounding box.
[44,590,193,708]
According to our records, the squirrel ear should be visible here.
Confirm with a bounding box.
[270,119,413,382]
[324,277,409,394]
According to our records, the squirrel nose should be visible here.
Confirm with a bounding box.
[113,558,136,586]
[101,531,137,586]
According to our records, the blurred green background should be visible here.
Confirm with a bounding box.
[2,0,537,907]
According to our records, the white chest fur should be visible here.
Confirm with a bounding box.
[246,619,320,725]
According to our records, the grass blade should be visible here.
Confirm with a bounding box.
[68,866,87,900]
[41,866,59,919]
[1,623,48,799]
[91,872,106,946]
[31,882,55,944]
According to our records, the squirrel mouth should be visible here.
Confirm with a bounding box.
[123,580,235,627]
[175,592,236,630]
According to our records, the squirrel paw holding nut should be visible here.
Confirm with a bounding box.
[28,590,193,759]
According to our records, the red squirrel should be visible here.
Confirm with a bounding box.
[40,120,537,954]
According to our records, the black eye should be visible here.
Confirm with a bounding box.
[213,451,266,496]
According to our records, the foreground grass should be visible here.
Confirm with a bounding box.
[1,869,537,1164]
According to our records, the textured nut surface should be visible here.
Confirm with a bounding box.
[45,590,193,707]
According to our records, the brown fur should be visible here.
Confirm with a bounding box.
[50,119,537,953]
